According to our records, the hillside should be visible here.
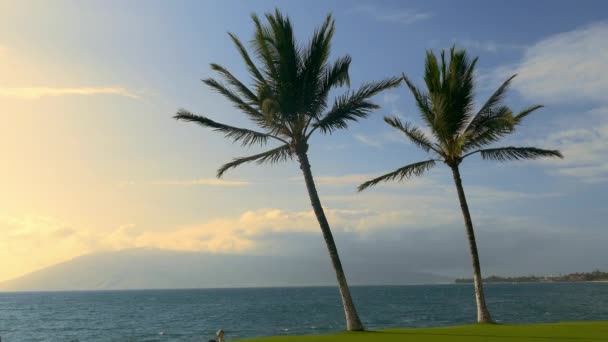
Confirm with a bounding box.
[0,248,448,291]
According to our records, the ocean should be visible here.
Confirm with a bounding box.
[1,283,607,341]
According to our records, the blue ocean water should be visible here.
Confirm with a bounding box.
[0,283,607,341]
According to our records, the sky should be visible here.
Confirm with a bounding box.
[0,0,607,284]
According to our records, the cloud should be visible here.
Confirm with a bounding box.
[476,23,608,183]
[534,119,608,182]
[557,164,608,182]
[354,134,385,148]
[148,178,250,186]
[312,174,372,186]
[0,215,96,281]
[456,38,525,53]
[484,21,608,104]
[0,86,140,100]
[313,172,440,189]
[351,5,432,25]
[0,207,442,281]
[313,172,558,202]
[354,130,428,148]
[120,178,250,187]
[0,169,562,282]
[383,92,400,104]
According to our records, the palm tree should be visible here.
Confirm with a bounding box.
[174,10,400,331]
[358,47,563,323]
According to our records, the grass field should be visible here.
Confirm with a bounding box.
[239,321,608,342]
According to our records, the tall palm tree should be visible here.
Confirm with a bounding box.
[358,47,563,323]
[174,10,400,331]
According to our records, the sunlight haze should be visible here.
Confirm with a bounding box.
[0,0,607,284]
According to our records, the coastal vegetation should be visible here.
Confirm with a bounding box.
[455,270,608,283]
[238,322,608,342]
[358,47,563,323]
[174,9,400,331]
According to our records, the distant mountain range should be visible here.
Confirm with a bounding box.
[0,248,449,291]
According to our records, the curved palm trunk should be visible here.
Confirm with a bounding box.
[450,165,494,323]
[297,151,364,331]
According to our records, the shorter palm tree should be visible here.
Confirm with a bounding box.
[359,47,563,323]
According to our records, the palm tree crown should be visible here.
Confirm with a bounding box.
[359,47,562,191]
[176,9,400,175]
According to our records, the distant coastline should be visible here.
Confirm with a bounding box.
[455,270,608,284]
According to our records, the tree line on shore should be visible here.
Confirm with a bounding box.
[174,9,563,330]
[455,270,608,283]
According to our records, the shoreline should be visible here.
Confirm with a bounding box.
[455,280,608,285]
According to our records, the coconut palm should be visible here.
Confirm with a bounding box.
[358,47,563,323]
[174,10,400,331]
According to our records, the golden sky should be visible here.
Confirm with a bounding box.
[1,1,607,283]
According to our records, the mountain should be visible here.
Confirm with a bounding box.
[0,248,449,291]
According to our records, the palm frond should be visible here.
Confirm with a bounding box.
[217,144,292,177]
[202,78,270,129]
[424,50,442,93]
[300,14,337,115]
[465,74,517,133]
[462,106,515,150]
[443,49,477,136]
[358,159,436,192]
[384,116,438,154]
[463,104,545,152]
[304,55,351,122]
[251,13,279,81]
[513,104,543,125]
[322,55,351,90]
[402,73,435,131]
[227,32,267,86]
[264,9,302,116]
[209,63,259,104]
[403,48,479,144]
[174,110,281,146]
[313,77,401,134]
[464,146,563,161]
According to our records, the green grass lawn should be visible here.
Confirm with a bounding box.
[239,321,608,342]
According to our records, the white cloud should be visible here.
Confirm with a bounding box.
[313,172,557,203]
[557,164,608,182]
[477,22,608,183]
[148,178,250,186]
[0,206,453,281]
[456,39,525,53]
[354,134,385,148]
[313,174,372,186]
[537,122,608,182]
[314,172,440,189]
[485,22,608,104]
[465,186,560,201]
[0,215,96,281]
[354,128,432,149]
[383,92,400,104]
[121,178,250,187]
[0,168,558,281]
[351,5,432,25]
[0,86,139,100]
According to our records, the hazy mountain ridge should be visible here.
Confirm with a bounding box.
[0,248,449,291]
